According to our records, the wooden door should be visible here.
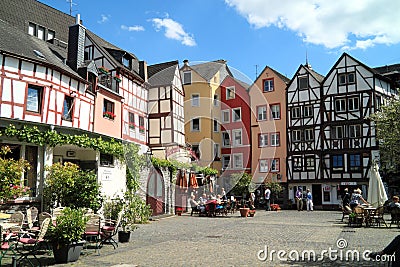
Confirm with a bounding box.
[146,169,165,216]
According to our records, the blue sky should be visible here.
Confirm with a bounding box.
[40,0,400,83]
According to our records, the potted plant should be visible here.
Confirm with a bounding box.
[98,66,109,74]
[46,208,88,263]
[175,207,183,216]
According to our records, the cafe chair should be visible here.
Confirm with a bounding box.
[349,207,364,227]
[389,207,400,228]
[25,207,39,229]
[83,214,103,255]
[7,211,25,234]
[0,226,17,266]
[370,206,387,228]
[341,205,352,222]
[100,209,123,249]
[15,217,51,267]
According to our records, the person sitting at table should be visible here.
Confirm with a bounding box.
[349,188,369,210]
[199,193,208,205]
[216,194,224,209]
[342,188,351,209]
[389,196,400,209]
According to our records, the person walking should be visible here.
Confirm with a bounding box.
[265,187,271,211]
[296,187,303,211]
[306,189,313,211]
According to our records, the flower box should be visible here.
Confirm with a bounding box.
[113,75,121,82]
[103,111,116,120]
[98,66,109,74]
[270,204,281,211]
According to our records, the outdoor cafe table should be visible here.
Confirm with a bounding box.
[362,207,377,227]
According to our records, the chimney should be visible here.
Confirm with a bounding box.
[139,61,148,82]
[183,59,189,66]
[67,14,86,71]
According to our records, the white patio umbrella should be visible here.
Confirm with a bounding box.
[368,161,388,208]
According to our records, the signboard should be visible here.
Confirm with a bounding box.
[323,184,331,192]
[340,182,357,185]
[101,170,112,181]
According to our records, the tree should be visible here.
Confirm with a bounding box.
[370,97,400,174]
[230,172,252,197]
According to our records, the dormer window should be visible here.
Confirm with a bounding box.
[122,56,130,68]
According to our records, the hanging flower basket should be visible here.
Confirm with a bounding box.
[113,75,122,82]
[98,66,109,74]
[103,111,116,120]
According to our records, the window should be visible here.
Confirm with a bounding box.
[291,107,301,119]
[305,156,315,171]
[214,143,220,159]
[28,23,36,36]
[293,156,302,171]
[122,56,130,68]
[349,125,361,138]
[332,126,344,139]
[222,155,230,169]
[376,95,382,110]
[232,129,242,146]
[222,110,230,123]
[213,119,219,132]
[271,133,280,146]
[191,118,200,131]
[270,104,280,119]
[335,98,346,112]
[139,116,145,133]
[271,159,279,172]
[349,154,361,171]
[26,85,43,113]
[62,96,74,121]
[183,71,191,84]
[348,97,359,111]
[129,112,135,129]
[222,131,230,147]
[299,76,308,89]
[259,134,268,147]
[233,154,243,169]
[338,72,356,85]
[263,79,274,92]
[232,108,241,122]
[37,26,45,40]
[259,159,268,172]
[292,130,301,142]
[332,155,344,171]
[47,30,55,41]
[191,94,199,107]
[303,105,313,117]
[213,95,218,106]
[226,86,235,100]
[103,99,115,119]
[304,129,314,141]
[257,106,267,121]
[100,153,114,166]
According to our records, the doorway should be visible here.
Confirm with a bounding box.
[146,168,165,216]
[312,184,322,206]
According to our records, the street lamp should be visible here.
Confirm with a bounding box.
[146,147,153,168]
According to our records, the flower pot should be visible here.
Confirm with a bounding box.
[52,241,84,263]
[248,210,256,217]
[239,207,250,217]
[176,211,182,216]
[118,230,131,243]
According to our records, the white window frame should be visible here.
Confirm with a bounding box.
[226,86,235,100]
[183,71,192,85]
[349,124,361,138]
[259,159,268,173]
[233,153,243,169]
[263,79,274,92]
[293,156,303,171]
[214,143,220,158]
[303,105,313,117]
[335,98,346,112]
[332,126,344,139]
[259,133,268,147]
[232,108,242,122]
[304,128,314,141]
[213,94,219,106]
[292,130,301,142]
[271,159,279,172]
[305,156,315,171]
[191,94,200,107]
[213,118,219,132]
[348,97,359,111]
[221,110,230,123]
[232,129,242,146]
[299,76,308,89]
[191,117,200,132]
[257,106,267,121]
[222,155,231,169]
[291,107,301,119]
[270,104,280,120]
[222,131,231,147]
[270,133,280,147]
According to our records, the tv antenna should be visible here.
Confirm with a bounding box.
[66,0,77,16]
[255,64,259,80]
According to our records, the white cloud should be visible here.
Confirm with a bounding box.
[121,25,145,32]
[97,14,110,24]
[151,18,196,46]
[225,0,400,50]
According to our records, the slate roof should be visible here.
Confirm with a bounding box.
[148,61,179,86]
[374,64,400,75]
[0,18,85,82]
[190,60,233,82]
[306,65,325,83]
